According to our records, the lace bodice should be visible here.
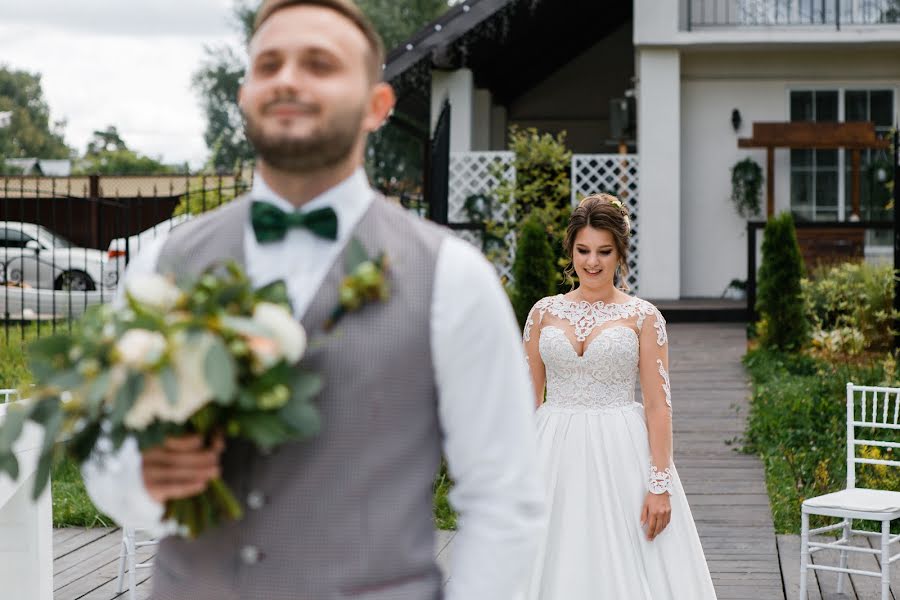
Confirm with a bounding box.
[539,325,639,410]
[524,294,676,492]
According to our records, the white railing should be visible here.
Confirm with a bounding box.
[0,395,53,600]
[571,154,640,292]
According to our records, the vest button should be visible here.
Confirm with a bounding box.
[247,490,266,510]
[240,545,261,565]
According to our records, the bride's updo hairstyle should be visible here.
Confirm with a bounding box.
[563,193,632,290]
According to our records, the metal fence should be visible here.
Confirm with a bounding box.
[1,171,253,341]
[687,0,900,28]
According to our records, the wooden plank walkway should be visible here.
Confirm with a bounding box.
[53,323,784,599]
[667,323,784,599]
[779,534,900,599]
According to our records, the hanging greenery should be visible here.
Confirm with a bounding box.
[730,157,764,218]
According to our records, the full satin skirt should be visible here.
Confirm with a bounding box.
[527,402,717,600]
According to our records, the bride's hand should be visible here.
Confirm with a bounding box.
[640,492,672,541]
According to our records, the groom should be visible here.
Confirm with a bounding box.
[82,1,545,599]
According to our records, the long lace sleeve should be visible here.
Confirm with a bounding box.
[523,299,548,408]
[638,305,673,495]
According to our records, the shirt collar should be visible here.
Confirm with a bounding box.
[250,167,374,238]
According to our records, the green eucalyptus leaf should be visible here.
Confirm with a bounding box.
[48,368,83,392]
[219,315,270,338]
[345,238,369,272]
[279,400,320,439]
[40,410,64,455]
[292,371,323,400]
[256,279,290,306]
[160,366,179,407]
[109,426,129,451]
[110,373,144,427]
[237,390,258,410]
[67,422,102,464]
[85,371,112,417]
[29,397,62,426]
[204,339,237,403]
[0,452,19,480]
[233,413,293,450]
[31,450,54,501]
[0,406,28,453]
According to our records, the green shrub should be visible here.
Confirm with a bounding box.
[511,214,557,327]
[756,212,808,350]
[489,127,572,288]
[803,261,898,354]
[743,348,894,533]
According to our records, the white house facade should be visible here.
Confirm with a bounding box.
[385,0,900,300]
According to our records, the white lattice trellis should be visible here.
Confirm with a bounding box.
[448,151,516,281]
[571,154,641,292]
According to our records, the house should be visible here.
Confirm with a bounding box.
[385,0,900,300]
[5,158,72,177]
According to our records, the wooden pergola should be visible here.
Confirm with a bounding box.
[738,121,891,218]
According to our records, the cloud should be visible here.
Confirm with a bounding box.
[0,0,238,38]
[0,23,242,167]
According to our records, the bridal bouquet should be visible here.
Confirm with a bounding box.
[0,263,322,537]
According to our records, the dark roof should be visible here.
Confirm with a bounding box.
[386,0,633,128]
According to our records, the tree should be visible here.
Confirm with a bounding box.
[74,125,174,175]
[756,212,809,351]
[511,214,557,327]
[0,66,71,164]
[193,0,451,172]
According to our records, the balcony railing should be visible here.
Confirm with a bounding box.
[687,0,900,29]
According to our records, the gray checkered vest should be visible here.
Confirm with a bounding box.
[151,194,447,600]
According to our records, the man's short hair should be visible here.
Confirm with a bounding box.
[252,0,385,81]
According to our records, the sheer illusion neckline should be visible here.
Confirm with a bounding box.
[555,293,637,309]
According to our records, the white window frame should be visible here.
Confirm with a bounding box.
[786,84,899,222]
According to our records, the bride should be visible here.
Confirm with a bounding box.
[523,194,717,599]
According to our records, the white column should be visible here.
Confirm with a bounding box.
[430,69,474,152]
[472,89,492,151]
[636,48,681,299]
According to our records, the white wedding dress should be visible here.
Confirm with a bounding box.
[524,295,717,600]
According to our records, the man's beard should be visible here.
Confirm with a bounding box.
[243,101,364,173]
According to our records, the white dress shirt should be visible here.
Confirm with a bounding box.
[82,168,545,600]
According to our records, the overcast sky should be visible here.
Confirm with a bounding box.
[0,0,244,168]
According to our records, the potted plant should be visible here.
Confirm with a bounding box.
[730,157,764,219]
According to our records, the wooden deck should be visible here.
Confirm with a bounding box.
[669,323,784,599]
[54,323,787,599]
[779,534,900,599]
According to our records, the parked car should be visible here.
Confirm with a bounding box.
[105,213,192,281]
[0,221,117,291]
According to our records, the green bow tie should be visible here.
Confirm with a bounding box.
[251,201,339,243]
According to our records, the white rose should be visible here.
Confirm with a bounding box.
[246,335,282,374]
[251,302,307,363]
[115,329,167,370]
[124,374,168,430]
[163,331,217,424]
[126,273,183,311]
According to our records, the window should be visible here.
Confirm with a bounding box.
[789,88,895,224]
[0,228,33,249]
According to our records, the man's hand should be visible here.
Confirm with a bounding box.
[640,492,672,541]
[142,434,224,503]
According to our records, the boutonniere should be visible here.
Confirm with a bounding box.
[324,238,390,332]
